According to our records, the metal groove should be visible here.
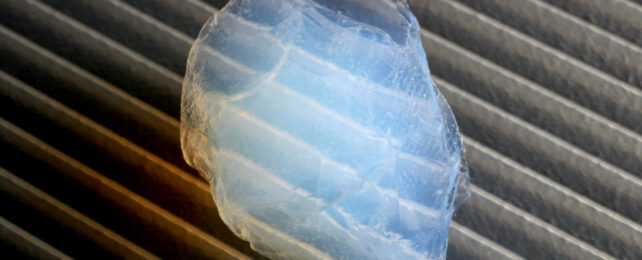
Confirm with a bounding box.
[448,223,525,260]
[457,187,614,260]
[410,0,642,134]
[422,29,642,176]
[0,168,157,260]
[0,0,640,258]
[0,69,264,258]
[435,76,642,223]
[121,0,218,39]
[0,75,249,260]
[456,0,642,88]
[0,73,248,260]
[41,0,195,75]
[541,0,642,47]
[0,215,72,260]
[463,137,642,259]
[0,0,182,117]
[0,25,189,173]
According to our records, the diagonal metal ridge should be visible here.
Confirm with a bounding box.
[459,187,616,260]
[409,0,642,135]
[0,25,187,172]
[422,29,642,175]
[448,222,525,260]
[0,168,158,260]
[0,0,183,117]
[541,0,642,47]
[462,136,642,259]
[435,76,642,223]
[456,0,642,88]
[0,214,73,260]
[1,0,640,259]
[0,114,250,260]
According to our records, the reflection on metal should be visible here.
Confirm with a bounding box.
[0,0,640,259]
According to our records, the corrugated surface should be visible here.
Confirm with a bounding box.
[0,0,639,259]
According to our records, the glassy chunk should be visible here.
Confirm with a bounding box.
[181,0,470,259]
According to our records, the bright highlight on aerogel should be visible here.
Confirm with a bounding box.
[181,0,470,258]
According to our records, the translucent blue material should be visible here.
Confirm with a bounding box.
[181,0,470,258]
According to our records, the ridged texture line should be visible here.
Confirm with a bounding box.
[0,0,639,259]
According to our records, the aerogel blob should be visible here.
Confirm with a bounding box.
[181,0,470,258]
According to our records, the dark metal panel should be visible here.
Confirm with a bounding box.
[0,69,264,259]
[457,0,642,88]
[0,25,189,173]
[542,0,642,47]
[0,0,183,117]
[0,0,640,259]
[40,0,194,75]
[123,0,218,38]
[463,137,642,259]
[0,215,72,260]
[436,76,642,223]
[0,89,248,259]
[456,187,614,260]
[410,0,642,134]
[422,30,642,175]
[448,222,525,260]
[0,168,157,260]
